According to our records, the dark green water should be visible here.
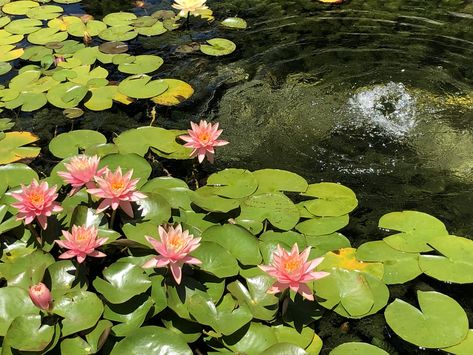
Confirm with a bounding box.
[15,0,473,353]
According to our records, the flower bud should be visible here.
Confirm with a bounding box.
[28,282,52,311]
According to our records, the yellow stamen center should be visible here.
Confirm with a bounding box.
[169,235,185,251]
[111,181,125,191]
[30,193,44,205]
[284,257,302,273]
[75,231,88,241]
[198,133,211,143]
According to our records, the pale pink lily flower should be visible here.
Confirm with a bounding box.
[259,244,329,301]
[57,154,107,195]
[172,0,208,17]
[55,225,108,264]
[29,282,52,311]
[53,55,65,66]
[11,180,63,230]
[142,224,201,284]
[87,167,146,217]
[179,120,229,163]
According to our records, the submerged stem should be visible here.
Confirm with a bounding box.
[110,209,117,229]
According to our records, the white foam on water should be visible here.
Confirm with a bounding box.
[347,82,417,138]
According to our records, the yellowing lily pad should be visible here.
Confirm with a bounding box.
[0,45,23,62]
[200,38,236,56]
[117,55,163,74]
[99,41,128,54]
[118,74,168,99]
[0,131,40,164]
[151,79,194,106]
[2,1,39,15]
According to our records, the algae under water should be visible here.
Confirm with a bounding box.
[7,0,473,353]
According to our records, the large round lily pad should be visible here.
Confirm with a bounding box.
[205,168,258,198]
[301,182,358,217]
[253,169,308,193]
[117,55,163,74]
[380,211,449,252]
[2,1,39,15]
[384,291,469,348]
[48,130,107,158]
[46,82,88,109]
[118,75,168,99]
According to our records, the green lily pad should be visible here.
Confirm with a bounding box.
[26,5,63,20]
[200,38,236,56]
[135,21,166,36]
[27,28,68,45]
[63,107,84,118]
[205,168,258,198]
[0,17,11,28]
[118,74,168,99]
[99,153,151,188]
[301,182,358,217]
[237,192,300,233]
[384,291,469,348]
[53,0,82,3]
[191,241,240,278]
[117,54,163,74]
[4,91,47,112]
[85,85,120,111]
[103,12,137,26]
[0,44,24,61]
[48,130,106,158]
[0,61,11,75]
[202,224,262,265]
[151,79,194,106]
[0,287,37,336]
[67,20,107,38]
[0,131,40,164]
[380,211,449,252]
[0,30,23,45]
[419,235,473,283]
[0,163,38,195]
[444,329,473,355]
[93,262,152,304]
[46,82,88,109]
[99,25,138,42]
[330,342,389,355]
[5,19,42,34]
[53,290,104,337]
[192,186,240,212]
[295,215,349,236]
[110,326,192,355]
[141,177,192,210]
[21,45,53,61]
[2,1,39,15]
[253,169,308,193]
[4,314,57,352]
[222,322,278,354]
[356,241,422,284]
[221,17,248,29]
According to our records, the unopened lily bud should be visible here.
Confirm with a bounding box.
[28,282,52,311]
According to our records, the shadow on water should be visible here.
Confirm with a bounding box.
[12,0,473,352]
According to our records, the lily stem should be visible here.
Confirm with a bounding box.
[110,209,117,229]
[28,224,42,247]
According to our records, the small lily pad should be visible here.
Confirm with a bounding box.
[200,38,236,56]
[117,55,163,74]
[99,41,128,54]
[99,25,138,42]
[221,17,248,29]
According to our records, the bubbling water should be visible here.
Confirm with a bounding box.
[348,82,417,138]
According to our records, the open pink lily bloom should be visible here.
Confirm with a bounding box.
[58,154,107,195]
[11,180,63,230]
[142,224,201,284]
[259,244,329,301]
[179,120,229,163]
[56,225,108,264]
[87,167,146,217]
[29,282,52,311]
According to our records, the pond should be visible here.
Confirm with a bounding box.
[2,0,473,354]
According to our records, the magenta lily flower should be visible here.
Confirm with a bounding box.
[87,167,146,217]
[56,225,108,264]
[259,244,329,301]
[58,154,107,195]
[11,180,63,230]
[29,282,52,311]
[142,224,201,284]
[179,120,229,163]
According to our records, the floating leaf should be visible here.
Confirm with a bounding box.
[222,322,277,354]
[117,55,163,74]
[191,241,240,278]
[0,131,40,164]
[27,27,68,45]
[151,79,194,106]
[26,5,63,20]
[330,342,389,355]
[356,240,421,284]
[0,287,37,336]
[0,44,24,61]
[200,38,236,56]
[384,291,468,348]
[63,107,84,119]
[0,61,11,75]
[135,21,166,36]
[21,45,53,61]
[2,1,39,15]
[5,18,42,34]
[46,82,88,109]
[99,25,138,42]
[444,329,473,355]
[221,17,248,29]
[48,130,106,158]
[85,85,120,111]
[0,30,23,45]
[4,314,57,352]
[103,12,137,26]
[380,211,449,252]
[301,182,358,217]
[419,235,473,284]
[295,215,349,236]
[118,74,168,99]
[99,41,128,54]
[253,169,308,193]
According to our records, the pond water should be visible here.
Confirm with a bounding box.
[13,0,473,353]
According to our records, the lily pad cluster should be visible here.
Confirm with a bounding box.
[0,0,239,115]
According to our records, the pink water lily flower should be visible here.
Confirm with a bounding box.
[58,154,107,195]
[11,180,63,230]
[29,282,52,311]
[87,167,146,217]
[142,224,201,284]
[179,120,229,163]
[56,225,108,264]
[259,244,329,301]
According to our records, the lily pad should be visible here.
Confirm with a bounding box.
[330,342,389,355]
[0,30,23,45]
[117,55,163,74]
[0,44,24,61]
[4,314,57,352]
[205,168,258,198]
[191,241,240,278]
[26,5,63,20]
[48,130,106,158]
[99,25,138,42]
[384,291,469,348]
[27,27,68,45]
[2,1,39,15]
[0,61,12,75]
[380,211,449,252]
[103,12,137,27]
[135,21,166,36]
[200,38,236,56]
[295,215,349,236]
[221,17,248,29]
[151,79,194,106]
[0,287,37,336]
[253,169,308,193]
[99,41,128,54]
[118,74,168,99]
[46,82,88,109]
[419,235,473,283]
[5,19,42,34]
[0,131,40,164]
[301,182,358,217]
